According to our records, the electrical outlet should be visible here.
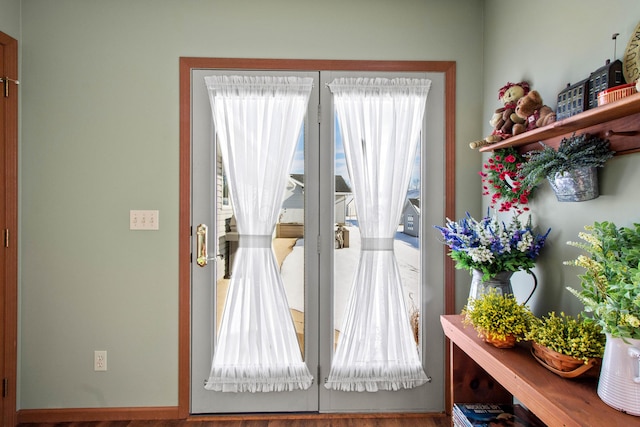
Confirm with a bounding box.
[94,350,107,371]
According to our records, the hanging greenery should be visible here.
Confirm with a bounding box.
[519,133,614,189]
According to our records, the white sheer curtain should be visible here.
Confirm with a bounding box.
[204,75,313,392]
[325,77,431,392]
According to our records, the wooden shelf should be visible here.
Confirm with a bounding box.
[478,92,640,155]
[441,314,635,427]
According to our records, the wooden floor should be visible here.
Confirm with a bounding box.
[18,414,451,427]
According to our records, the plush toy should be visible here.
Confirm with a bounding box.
[512,90,556,135]
[470,81,530,149]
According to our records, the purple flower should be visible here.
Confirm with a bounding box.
[434,210,551,280]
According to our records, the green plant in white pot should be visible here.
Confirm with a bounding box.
[565,221,640,415]
[520,133,614,202]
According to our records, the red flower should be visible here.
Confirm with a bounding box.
[478,147,534,214]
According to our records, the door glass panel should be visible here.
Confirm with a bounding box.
[332,119,422,351]
[190,69,319,414]
[215,154,233,335]
[214,129,307,357]
[279,130,306,356]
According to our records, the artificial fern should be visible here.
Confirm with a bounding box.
[520,133,614,188]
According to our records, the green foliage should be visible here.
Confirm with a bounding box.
[462,289,533,341]
[565,221,640,340]
[520,133,614,188]
[526,312,605,362]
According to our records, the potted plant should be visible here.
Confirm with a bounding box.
[526,311,605,378]
[435,211,550,302]
[565,221,640,415]
[462,288,533,348]
[520,133,614,202]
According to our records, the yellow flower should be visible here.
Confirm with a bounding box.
[578,231,601,249]
[621,314,640,328]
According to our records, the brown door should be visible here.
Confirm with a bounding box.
[0,30,18,427]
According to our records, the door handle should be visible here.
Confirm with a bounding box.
[196,224,215,267]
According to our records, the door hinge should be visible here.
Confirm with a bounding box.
[317,103,321,124]
[317,235,321,254]
[2,378,8,397]
[4,229,8,248]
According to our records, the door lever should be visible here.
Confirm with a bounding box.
[196,224,216,267]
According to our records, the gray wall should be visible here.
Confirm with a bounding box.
[482,0,640,317]
[0,0,19,39]
[12,0,484,409]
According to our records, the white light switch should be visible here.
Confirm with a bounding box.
[130,210,159,230]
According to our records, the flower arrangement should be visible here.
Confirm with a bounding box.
[565,221,640,340]
[480,147,534,214]
[435,211,550,281]
[520,133,614,189]
[526,312,605,363]
[462,289,533,346]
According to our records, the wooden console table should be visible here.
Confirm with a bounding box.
[441,314,635,427]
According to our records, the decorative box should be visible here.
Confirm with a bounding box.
[556,79,589,120]
[588,59,625,109]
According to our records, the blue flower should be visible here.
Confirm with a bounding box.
[435,210,551,280]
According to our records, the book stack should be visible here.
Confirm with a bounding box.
[453,403,545,427]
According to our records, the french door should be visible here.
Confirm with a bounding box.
[189,66,447,414]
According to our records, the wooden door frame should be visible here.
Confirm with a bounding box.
[178,58,457,418]
[1,31,18,427]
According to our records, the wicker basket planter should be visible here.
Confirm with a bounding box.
[531,342,600,378]
[480,331,517,349]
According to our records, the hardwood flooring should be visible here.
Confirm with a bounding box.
[18,413,451,427]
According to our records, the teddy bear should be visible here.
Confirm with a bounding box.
[511,90,556,136]
[470,81,530,149]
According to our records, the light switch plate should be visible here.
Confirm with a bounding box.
[130,210,159,230]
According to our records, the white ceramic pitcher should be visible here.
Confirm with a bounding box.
[597,334,640,416]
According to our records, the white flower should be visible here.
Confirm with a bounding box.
[467,247,495,264]
[517,231,533,252]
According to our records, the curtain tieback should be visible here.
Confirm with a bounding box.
[361,237,394,251]
[239,234,273,248]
